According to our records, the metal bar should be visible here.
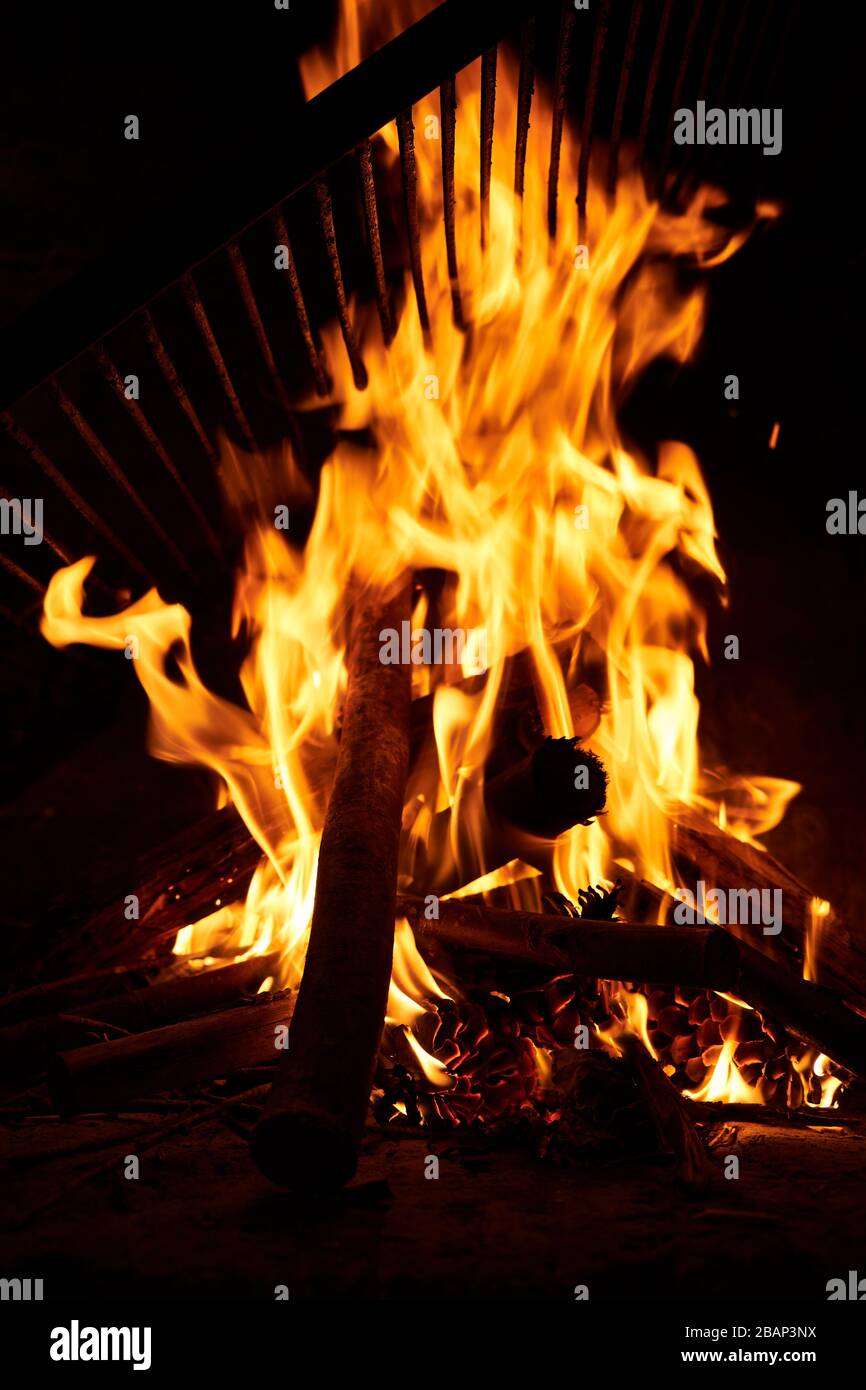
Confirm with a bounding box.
[0,0,554,413]
[140,310,217,463]
[270,209,330,397]
[513,17,536,201]
[227,239,294,413]
[356,140,393,345]
[93,344,223,559]
[606,0,645,201]
[440,77,466,331]
[576,0,613,240]
[181,273,257,452]
[0,550,45,595]
[0,413,149,576]
[0,484,72,565]
[480,46,497,250]
[547,1,576,242]
[717,0,756,105]
[741,0,778,94]
[637,0,675,175]
[667,0,730,204]
[314,176,368,390]
[656,0,706,197]
[396,109,431,336]
[52,383,190,571]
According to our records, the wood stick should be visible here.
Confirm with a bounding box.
[671,806,866,1007]
[252,584,412,1189]
[398,896,739,990]
[49,997,293,1114]
[0,953,279,1078]
[620,1035,716,1190]
[0,963,155,1026]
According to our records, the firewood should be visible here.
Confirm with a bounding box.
[671,807,866,1008]
[252,584,412,1190]
[0,963,156,1026]
[619,1034,716,1190]
[0,953,279,1078]
[48,996,294,1114]
[398,896,740,989]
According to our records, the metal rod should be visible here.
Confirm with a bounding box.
[638,0,675,178]
[480,45,498,250]
[656,0,706,198]
[140,310,217,463]
[227,239,294,413]
[270,208,330,397]
[314,176,369,390]
[440,77,466,331]
[0,413,148,576]
[0,484,72,565]
[547,1,576,242]
[0,550,45,595]
[93,344,223,559]
[576,0,613,241]
[356,140,393,345]
[513,17,536,202]
[181,273,257,452]
[396,109,431,337]
[0,0,557,413]
[717,0,756,106]
[51,384,189,571]
[607,0,646,201]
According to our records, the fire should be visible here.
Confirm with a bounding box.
[40,1,816,1117]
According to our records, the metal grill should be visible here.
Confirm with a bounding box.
[0,0,789,622]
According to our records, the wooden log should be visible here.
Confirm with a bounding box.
[617,865,866,1080]
[252,584,412,1190]
[398,896,739,989]
[49,996,294,1114]
[671,807,866,1008]
[0,953,279,1078]
[0,963,155,1026]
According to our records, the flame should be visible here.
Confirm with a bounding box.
[40,0,824,1115]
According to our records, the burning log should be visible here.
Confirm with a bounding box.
[0,953,278,1079]
[0,963,155,1026]
[49,995,294,1114]
[252,584,412,1190]
[671,808,866,1009]
[398,896,739,990]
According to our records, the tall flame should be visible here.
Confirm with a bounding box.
[41,1,807,1113]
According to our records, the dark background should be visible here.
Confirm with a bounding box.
[1,0,864,952]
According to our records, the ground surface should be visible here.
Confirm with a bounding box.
[2,1108,864,1301]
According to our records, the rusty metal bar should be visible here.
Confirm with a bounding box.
[480,46,497,250]
[93,344,223,560]
[513,17,536,202]
[0,549,46,595]
[440,77,466,331]
[227,239,294,414]
[547,1,576,242]
[396,109,431,337]
[0,484,72,566]
[0,413,148,577]
[140,310,217,464]
[270,209,330,397]
[638,0,675,177]
[576,0,613,240]
[181,273,257,452]
[356,140,394,345]
[607,0,646,200]
[314,176,369,391]
[52,383,190,572]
